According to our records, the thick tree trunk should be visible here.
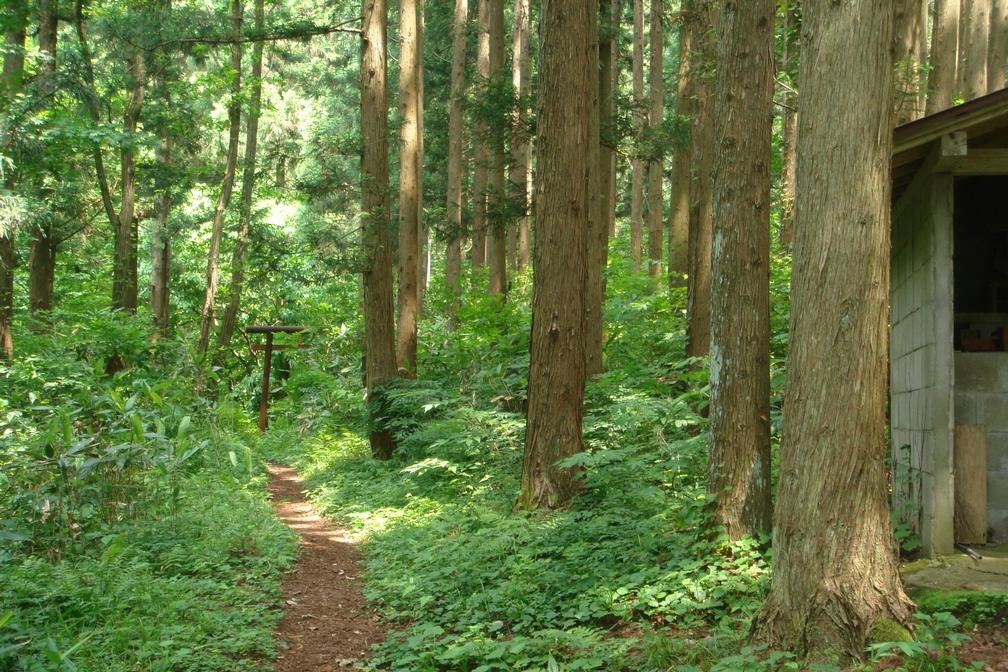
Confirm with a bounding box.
[686,0,715,358]
[708,0,773,540]
[959,0,990,102]
[219,0,265,348]
[779,0,799,247]
[646,0,664,278]
[518,0,597,511]
[197,0,242,353]
[0,19,25,358]
[486,0,507,296]
[630,0,645,270]
[928,0,961,113]
[894,0,927,123]
[509,0,531,272]
[112,51,145,313]
[397,0,421,374]
[445,0,468,327]
[361,0,398,459]
[752,0,914,658]
[990,0,1008,90]
[667,18,691,284]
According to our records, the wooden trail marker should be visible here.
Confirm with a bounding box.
[246,325,305,432]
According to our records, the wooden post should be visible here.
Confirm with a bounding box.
[955,424,988,545]
[258,331,273,432]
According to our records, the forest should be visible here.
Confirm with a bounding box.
[3,0,1008,669]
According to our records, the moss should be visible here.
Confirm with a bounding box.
[868,617,914,644]
[909,588,1008,624]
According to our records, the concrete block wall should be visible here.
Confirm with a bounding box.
[953,352,1008,542]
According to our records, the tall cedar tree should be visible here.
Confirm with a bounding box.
[361,0,398,459]
[646,0,663,278]
[778,0,799,246]
[397,0,421,373]
[893,1,927,123]
[667,12,690,282]
[630,0,645,270]
[197,0,243,352]
[471,0,490,268]
[444,0,469,325]
[0,11,26,358]
[959,0,990,102]
[510,0,531,270]
[111,51,145,314]
[686,0,715,357]
[752,0,914,656]
[486,0,506,296]
[219,0,266,348]
[517,0,597,511]
[992,0,1008,90]
[708,0,772,539]
[928,0,960,113]
[150,136,174,336]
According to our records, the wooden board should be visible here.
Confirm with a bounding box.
[954,424,988,545]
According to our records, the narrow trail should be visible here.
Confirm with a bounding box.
[267,463,385,671]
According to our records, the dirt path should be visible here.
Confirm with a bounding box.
[267,463,385,671]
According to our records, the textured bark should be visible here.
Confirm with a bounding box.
[667,18,691,283]
[752,0,914,657]
[686,0,715,358]
[630,0,645,270]
[445,0,468,326]
[928,0,961,113]
[361,0,398,459]
[990,0,1008,91]
[779,0,799,247]
[486,0,507,296]
[471,0,490,270]
[111,51,145,313]
[646,0,664,278]
[518,0,597,511]
[509,0,531,271]
[959,0,990,102]
[708,0,773,540]
[893,0,927,123]
[0,20,25,359]
[396,0,420,374]
[197,0,242,352]
[417,0,428,313]
[150,168,173,337]
[219,0,265,348]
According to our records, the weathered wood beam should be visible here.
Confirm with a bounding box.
[950,148,1008,174]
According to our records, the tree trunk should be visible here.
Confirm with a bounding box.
[445,0,468,327]
[708,0,773,540]
[150,179,173,336]
[0,17,25,359]
[959,0,990,102]
[397,0,421,374]
[417,0,428,314]
[471,0,491,270]
[361,0,398,459]
[646,0,664,279]
[894,0,927,123]
[219,0,265,348]
[990,0,1008,90]
[630,0,645,271]
[752,0,914,657]
[518,0,597,511]
[928,0,961,113]
[686,0,715,358]
[779,0,799,247]
[197,0,243,353]
[486,0,507,296]
[667,17,691,283]
[510,0,531,272]
[112,51,145,313]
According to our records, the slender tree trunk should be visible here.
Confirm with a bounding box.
[959,0,990,102]
[510,0,531,272]
[630,0,645,270]
[111,51,145,313]
[779,0,799,247]
[197,0,243,353]
[517,0,597,511]
[397,0,421,374]
[445,0,468,327]
[708,0,773,540]
[417,0,429,313]
[609,0,619,240]
[990,0,1007,90]
[471,0,491,270]
[928,0,961,113]
[219,0,265,348]
[150,141,173,337]
[0,18,26,359]
[686,0,715,358]
[752,0,914,657]
[646,0,664,278]
[894,1,927,123]
[667,17,691,283]
[486,0,507,296]
[361,0,398,459]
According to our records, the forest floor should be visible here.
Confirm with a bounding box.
[267,463,385,671]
